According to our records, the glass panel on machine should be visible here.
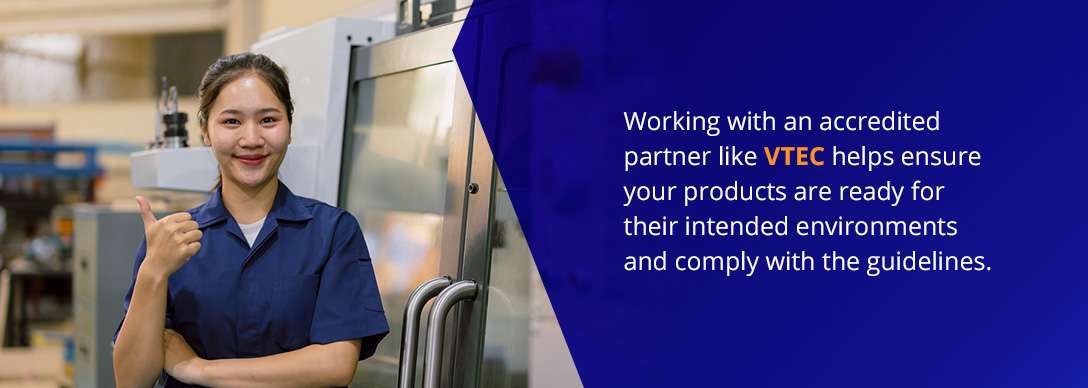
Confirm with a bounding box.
[475,40,582,387]
[481,173,583,388]
[341,62,458,387]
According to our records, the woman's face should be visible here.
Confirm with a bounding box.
[203,74,291,191]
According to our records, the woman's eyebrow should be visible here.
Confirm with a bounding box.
[218,108,283,115]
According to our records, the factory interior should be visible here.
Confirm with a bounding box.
[0,0,581,387]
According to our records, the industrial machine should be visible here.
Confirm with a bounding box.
[123,0,581,387]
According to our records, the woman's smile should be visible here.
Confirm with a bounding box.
[236,154,268,166]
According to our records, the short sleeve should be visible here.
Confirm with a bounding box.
[309,212,390,360]
[113,237,175,345]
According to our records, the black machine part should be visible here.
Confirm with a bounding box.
[162,112,189,148]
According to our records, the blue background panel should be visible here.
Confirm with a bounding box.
[455,1,1088,386]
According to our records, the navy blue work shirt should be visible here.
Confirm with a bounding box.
[115,181,389,387]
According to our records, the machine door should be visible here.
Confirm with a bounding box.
[339,21,472,387]
[341,11,578,388]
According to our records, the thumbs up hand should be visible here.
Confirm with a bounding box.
[135,196,202,280]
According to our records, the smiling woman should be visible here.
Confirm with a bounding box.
[197,53,294,197]
[112,53,389,388]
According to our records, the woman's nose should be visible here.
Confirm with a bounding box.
[238,123,264,148]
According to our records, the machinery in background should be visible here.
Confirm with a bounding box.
[0,139,101,349]
[130,74,216,192]
[71,207,146,388]
[148,77,190,150]
[325,1,583,385]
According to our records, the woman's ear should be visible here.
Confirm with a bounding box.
[201,128,211,146]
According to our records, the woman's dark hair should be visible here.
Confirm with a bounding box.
[197,52,293,130]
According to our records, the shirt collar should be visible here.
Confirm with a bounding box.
[193,180,313,228]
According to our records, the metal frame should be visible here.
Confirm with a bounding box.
[448,115,497,387]
[447,3,531,384]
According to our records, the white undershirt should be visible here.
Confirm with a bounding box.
[238,216,266,247]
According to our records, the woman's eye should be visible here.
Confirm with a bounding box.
[261,117,277,124]
[223,118,240,125]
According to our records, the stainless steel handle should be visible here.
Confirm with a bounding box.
[422,280,478,388]
[397,276,454,388]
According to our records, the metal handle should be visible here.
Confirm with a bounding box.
[422,280,478,388]
[397,276,453,388]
